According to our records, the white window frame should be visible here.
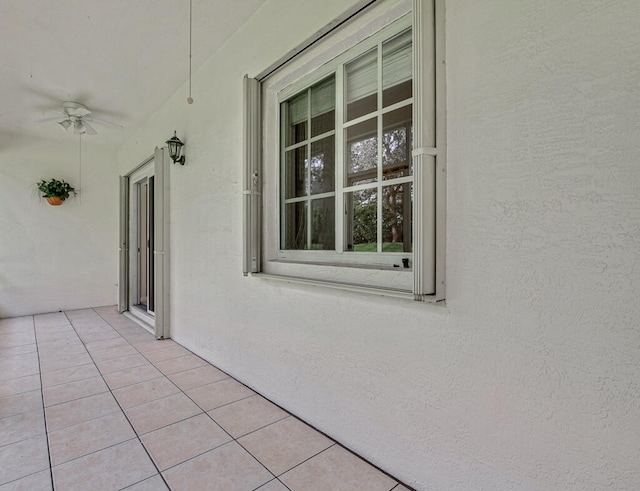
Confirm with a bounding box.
[244,0,445,301]
[277,18,413,263]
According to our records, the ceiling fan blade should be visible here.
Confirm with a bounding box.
[62,102,91,118]
[82,120,98,135]
[85,116,123,130]
[37,116,65,123]
[58,120,72,131]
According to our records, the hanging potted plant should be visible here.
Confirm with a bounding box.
[37,178,76,206]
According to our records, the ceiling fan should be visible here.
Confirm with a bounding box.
[40,101,122,135]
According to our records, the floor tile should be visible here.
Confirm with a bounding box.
[167,364,229,391]
[43,376,109,407]
[0,316,33,332]
[121,475,169,491]
[77,330,122,344]
[52,439,156,491]
[102,364,162,390]
[141,344,191,363]
[40,363,100,388]
[0,353,39,380]
[238,417,333,476]
[0,375,41,399]
[125,392,202,435]
[94,353,149,374]
[114,326,147,337]
[163,441,273,491]
[45,392,120,431]
[48,411,136,465]
[153,354,208,375]
[256,479,290,491]
[0,390,43,418]
[280,445,397,491]
[0,469,52,491]
[0,332,36,349]
[141,413,231,470]
[37,342,86,359]
[0,344,37,358]
[0,435,50,484]
[65,309,101,321]
[33,312,69,328]
[123,333,157,344]
[34,323,73,335]
[90,344,138,361]
[35,329,77,343]
[74,323,113,333]
[93,305,119,315]
[112,377,180,409]
[186,378,255,411]
[133,339,178,353]
[208,394,288,438]
[38,352,93,373]
[0,410,45,447]
[36,337,83,352]
[85,337,129,353]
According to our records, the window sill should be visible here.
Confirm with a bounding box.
[252,272,414,299]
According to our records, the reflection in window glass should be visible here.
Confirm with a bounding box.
[382,105,412,180]
[284,92,308,146]
[311,77,335,137]
[382,29,412,108]
[284,146,308,199]
[382,183,412,252]
[311,198,335,250]
[283,202,307,250]
[345,48,377,121]
[346,118,377,186]
[310,136,335,195]
[345,189,377,252]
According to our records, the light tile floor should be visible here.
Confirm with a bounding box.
[0,306,412,491]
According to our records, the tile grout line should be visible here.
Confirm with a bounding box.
[33,314,56,491]
[70,308,174,491]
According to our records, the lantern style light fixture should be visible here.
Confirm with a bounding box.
[166,131,185,165]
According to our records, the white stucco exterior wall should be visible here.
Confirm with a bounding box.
[118,0,640,489]
[0,138,118,317]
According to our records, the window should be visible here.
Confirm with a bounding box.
[281,28,413,260]
[244,0,444,300]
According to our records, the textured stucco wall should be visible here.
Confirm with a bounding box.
[118,0,640,489]
[0,138,118,317]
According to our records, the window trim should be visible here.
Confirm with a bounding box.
[243,0,445,302]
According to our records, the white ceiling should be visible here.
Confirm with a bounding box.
[0,0,266,147]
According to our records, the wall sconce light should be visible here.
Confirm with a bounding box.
[166,131,185,165]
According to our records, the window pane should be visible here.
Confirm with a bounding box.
[283,92,308,146]
[382,105,412,180]
[311,76,335,137]
[382,29,412,107]
[345,188,377,252]
[382,183,412,252]
[284,146,308,199]
[311,197,335,250]
[345,48,378,121]
[310,136,335,195]
[346,118,377,186]
[283,201,307,250]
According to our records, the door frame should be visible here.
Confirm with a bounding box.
[119,147,170,339]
